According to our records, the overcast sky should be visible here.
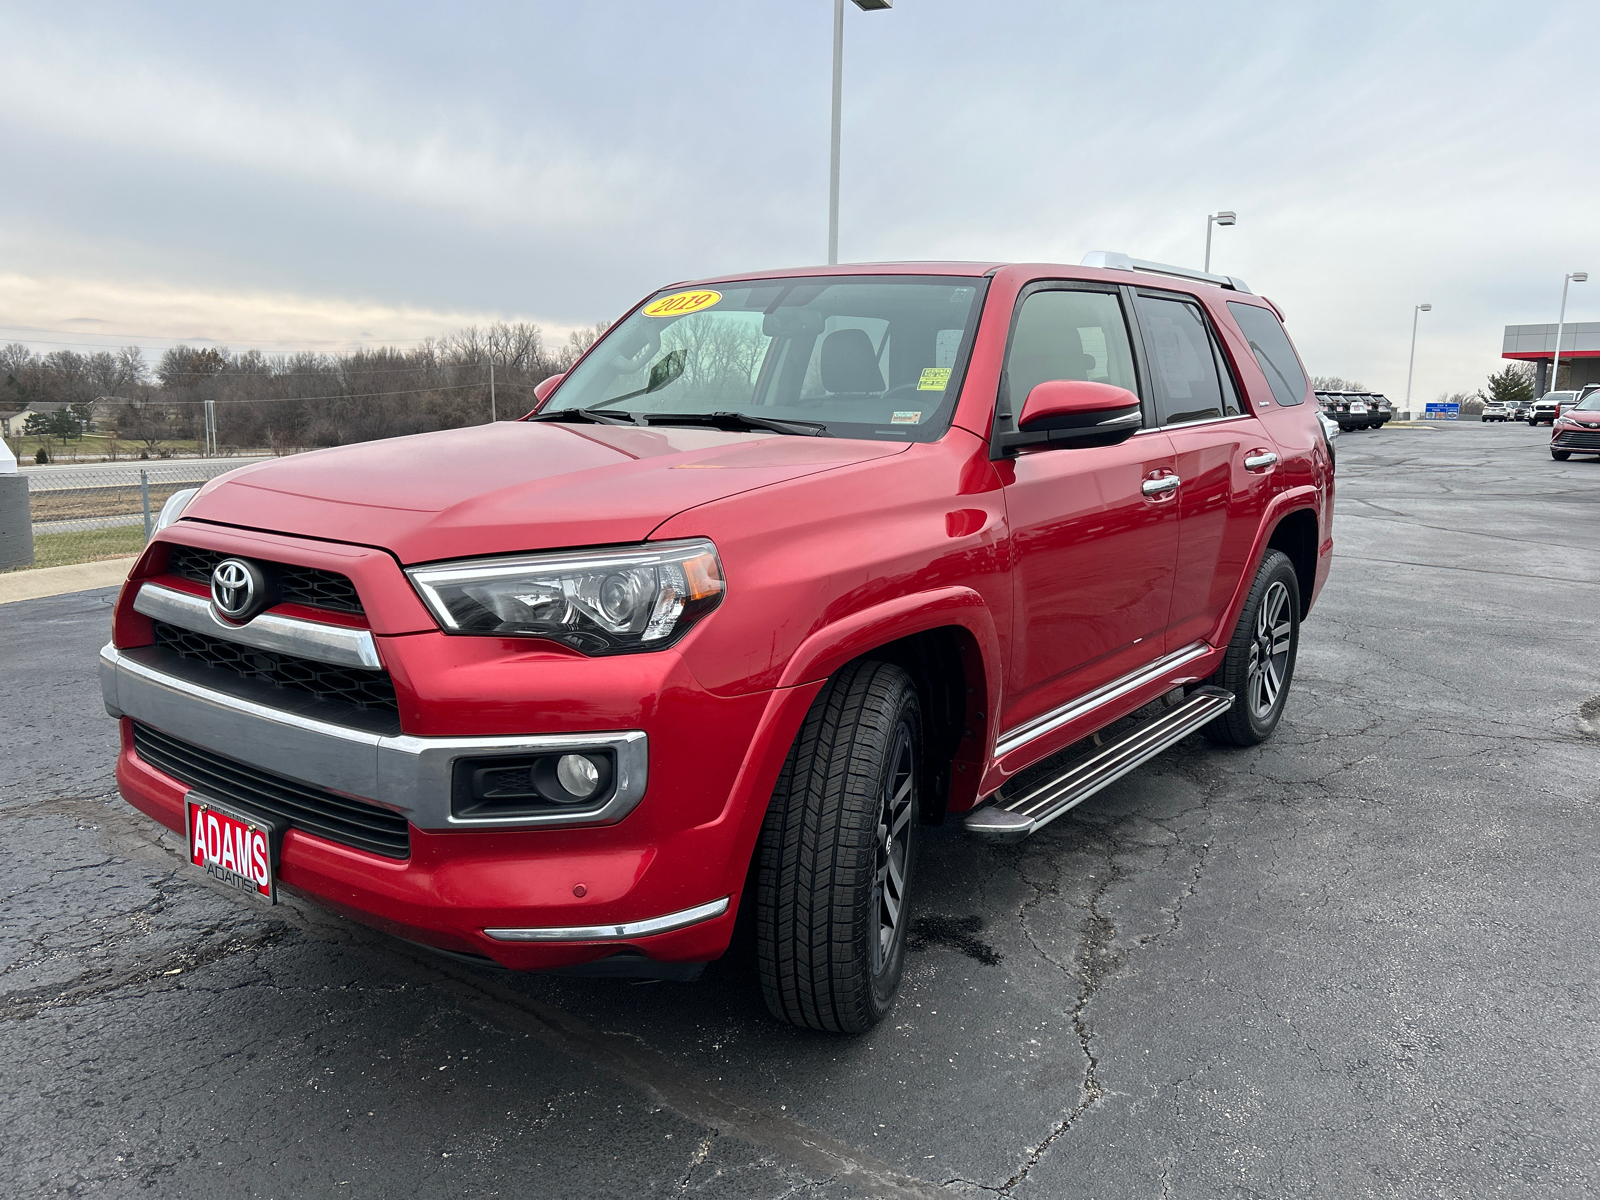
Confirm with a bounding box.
[2,1,1596,400]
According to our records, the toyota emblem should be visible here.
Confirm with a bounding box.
[210,558,269,623]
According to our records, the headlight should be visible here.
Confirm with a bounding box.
[154,487,199,532]
[406,539,725,655]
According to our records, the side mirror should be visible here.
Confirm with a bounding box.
[532,373,566,406]
[998,379,1142,454]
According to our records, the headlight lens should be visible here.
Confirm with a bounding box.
[154,487,199,532]
[406,539,724,654]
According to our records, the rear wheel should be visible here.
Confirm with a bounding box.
[1204,550,1300,747]
[755,660,921,1033]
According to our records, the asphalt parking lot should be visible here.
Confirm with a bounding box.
[3,420,1597,1199]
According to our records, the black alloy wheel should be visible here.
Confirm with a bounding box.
[1204,550,1301,747]
[755,660,922,1033]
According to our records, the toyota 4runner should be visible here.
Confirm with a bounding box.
[101,254,1333,1032]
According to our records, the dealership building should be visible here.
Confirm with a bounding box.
[1502,321,1600,394]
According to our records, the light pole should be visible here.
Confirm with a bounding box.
[1404,303,1432,419]
[828,0,892,265]
[1551,271,1588,395]
[1204,211,1236,274]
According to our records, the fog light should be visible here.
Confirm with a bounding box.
[556,753,602,799]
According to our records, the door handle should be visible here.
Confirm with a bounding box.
[1141,475,1181,496]
[1243,450,1279,471]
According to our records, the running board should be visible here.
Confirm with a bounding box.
[963,686,1234,844]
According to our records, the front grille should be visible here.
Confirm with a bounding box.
[133,723,410,859]
[1555,430,1600,450]
[167,544,364,615]
[152,621,398,714]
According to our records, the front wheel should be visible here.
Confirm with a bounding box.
[1553,450,1571,461]
[755,660,921,1033]
[1204,550,1301,747]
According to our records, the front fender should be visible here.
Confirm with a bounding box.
[776,586,1001,692]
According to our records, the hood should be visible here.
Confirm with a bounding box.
[182,421,908,563]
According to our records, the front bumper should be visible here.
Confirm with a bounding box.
[102,639,802,971]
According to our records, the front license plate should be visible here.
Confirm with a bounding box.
[186,795,279,905]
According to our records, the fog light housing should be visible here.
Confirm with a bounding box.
[452,750,617,819]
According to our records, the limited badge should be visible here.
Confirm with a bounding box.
[918,367,951,391]
[642,289,722,318]
[890,411,922,424]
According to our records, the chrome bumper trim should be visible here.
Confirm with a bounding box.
[995,640,1213,758]
[133,581,383,670]
[100,642,648,831]
[483,897,730,942]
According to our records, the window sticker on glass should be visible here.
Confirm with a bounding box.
[918,367,951,391]
[891,411,922,424]
[935,329,963,369]
[1075,327,1109,379]
[642,289,722,317]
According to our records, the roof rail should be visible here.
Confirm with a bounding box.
[1080,251,1252,295]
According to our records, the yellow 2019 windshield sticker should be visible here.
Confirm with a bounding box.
[918,367,951,391]
[642,289,722,317]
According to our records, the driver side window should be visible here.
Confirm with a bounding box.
[1003,289,1139,428]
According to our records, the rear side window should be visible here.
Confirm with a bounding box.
[1134,294,1238,425]
[1003,288,1139,426]
[1227,302,1309,406]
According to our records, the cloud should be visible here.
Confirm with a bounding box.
[0,272,581,355]
[0,0,1596,400]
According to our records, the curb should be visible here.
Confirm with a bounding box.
[0,557,136,605]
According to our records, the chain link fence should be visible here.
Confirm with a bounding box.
[18,459,268,568]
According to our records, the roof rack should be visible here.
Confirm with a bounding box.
[1080,251,1251,295]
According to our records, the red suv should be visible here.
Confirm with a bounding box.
[101,255,1333,1032]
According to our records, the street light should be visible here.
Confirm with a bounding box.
[828,0,892,265]
[1204,211,1236,274]
[1404,303,1432,419]
[1551,271,1588,395]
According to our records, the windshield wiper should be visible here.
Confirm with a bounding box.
[636,412,832,437]
[528,407,639,427]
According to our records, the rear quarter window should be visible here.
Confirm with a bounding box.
[1227,302,1309,407]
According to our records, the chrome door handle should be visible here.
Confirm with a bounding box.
[1141,475,1181,496]
[1244,451,1279,470]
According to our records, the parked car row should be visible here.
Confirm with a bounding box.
[1315,390,1393,430]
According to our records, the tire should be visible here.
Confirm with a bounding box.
[1553,450,1571,461]
[1203,550,1301,747]
[755,660,921,1033]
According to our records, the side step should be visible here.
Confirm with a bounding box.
[963,686,1234,843]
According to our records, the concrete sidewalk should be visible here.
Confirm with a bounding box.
[0,557,134,604]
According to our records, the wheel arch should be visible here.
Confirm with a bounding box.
[776,588,1001,821]
[1266,506,1320,619]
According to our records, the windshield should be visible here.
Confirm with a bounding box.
[1575,393,1600,411]
[541,275,987,441]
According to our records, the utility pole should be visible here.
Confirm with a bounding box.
[1404,303,1432,419]
[828,0,892,265]
[1204,211,1236,274]
[489,360,496,423]
[1551,271,1588,395]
